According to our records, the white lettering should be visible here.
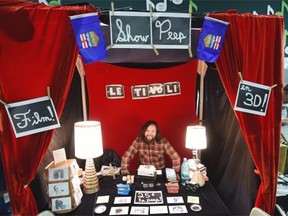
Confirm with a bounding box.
[115,19,150,43]
[155,19,187,43]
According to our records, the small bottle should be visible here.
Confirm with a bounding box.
[181,157,190,186]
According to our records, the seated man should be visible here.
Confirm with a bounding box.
[121,120,181,175]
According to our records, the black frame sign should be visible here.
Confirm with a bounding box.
[5,96,60,138]
[134,190,164,204]
[234,80,271,116]
[152,12,191,48]
[109,11,191,49]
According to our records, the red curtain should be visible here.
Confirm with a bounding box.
[209,12,284,214]
[84,61,198,173]
[0,1,95,215]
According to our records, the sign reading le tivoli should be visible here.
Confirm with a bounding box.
[109,11,191,49]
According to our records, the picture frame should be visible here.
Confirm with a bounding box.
[114,196,132,204]
[167,196,184,204]
[149,205,168,214]
[48,182,70,197]
[48,167,69,182]
[130,206,149,215]
[51,197,72,212]
[109,206,129,215]
[168,205,188,214]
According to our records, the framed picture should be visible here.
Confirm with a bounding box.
[114,196,132,204]
[167,196,184,204]
[130,206,149,215]
[48,182,70,197]
[109,206,129,215]
[51,197,72,212]
[48,167,69,182]
[150,206,168,214]
[168,205,188,214]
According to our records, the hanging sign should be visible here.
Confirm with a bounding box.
[234,80,271,116]
[152,12,191,49]
[110,11,151,48]
[5,96,60,138]
[109,11,191,49]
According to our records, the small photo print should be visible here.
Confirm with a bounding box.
[48,182,69,197]
[167,196,184,204]
[130,206,149,215]
[149,205,168,214]
[168,205,188,214]
[96,195,110,204]
[48,168,69,182]
[51,197,72,212]
[109,206,129,215]
[114,196,132,204]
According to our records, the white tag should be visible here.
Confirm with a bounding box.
[3,192,10,203]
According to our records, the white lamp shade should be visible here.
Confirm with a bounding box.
[74,121,103,159]
[185,125,207,150]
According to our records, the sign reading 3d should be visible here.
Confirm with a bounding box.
[234,80,272,116]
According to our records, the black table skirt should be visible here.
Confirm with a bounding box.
[59,174,230,216]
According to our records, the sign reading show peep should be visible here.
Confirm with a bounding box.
[5,96,60,138]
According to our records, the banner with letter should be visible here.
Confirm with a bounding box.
[70,12,107,64]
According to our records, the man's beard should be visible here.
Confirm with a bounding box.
[143,136,156,144]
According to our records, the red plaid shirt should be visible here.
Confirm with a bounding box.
[121,137,181,174]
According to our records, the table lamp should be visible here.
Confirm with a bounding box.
[74,121,103,194]
[185,125,207,160]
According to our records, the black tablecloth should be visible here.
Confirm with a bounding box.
[56,174,230,215]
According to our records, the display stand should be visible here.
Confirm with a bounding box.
[44,159,83,214]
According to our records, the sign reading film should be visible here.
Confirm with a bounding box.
[234,80,271,116]
[5,96,60,138]
[109,11,191,49]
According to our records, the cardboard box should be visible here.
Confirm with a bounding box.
[165,182,179,193]
[44,159,80,181]
[45,159,82,213]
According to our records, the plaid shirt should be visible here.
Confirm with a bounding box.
[121,137,181,175]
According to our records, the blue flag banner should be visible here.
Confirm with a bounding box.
[197,16,229,63]
[70,12,107,64]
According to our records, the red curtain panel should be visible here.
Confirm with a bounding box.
[84,61,199,173]
[0,1,95,215]
[210,12,284,214]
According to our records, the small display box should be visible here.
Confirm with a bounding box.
[117,183,131,195]
[165,182,179,193]
[44,159,82,214]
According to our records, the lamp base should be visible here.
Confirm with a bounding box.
[83,158,99,194]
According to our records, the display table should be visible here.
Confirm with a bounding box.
[55,173,230,215]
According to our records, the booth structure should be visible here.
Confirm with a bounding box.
[0,0,284,215]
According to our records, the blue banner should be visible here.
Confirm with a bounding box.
[70,12,107,64]
[197,16,229,63]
